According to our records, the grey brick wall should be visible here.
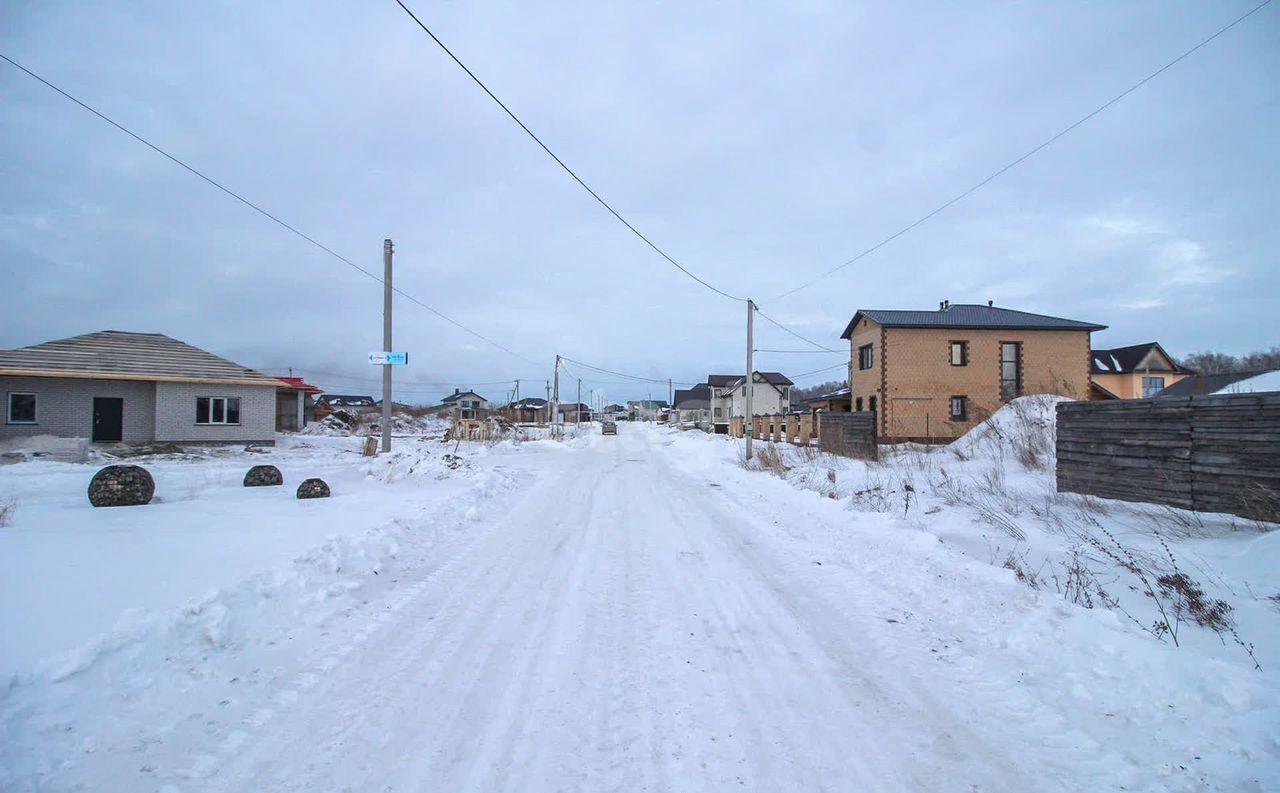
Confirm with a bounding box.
[154,382,276,444]
[0,376,157,444]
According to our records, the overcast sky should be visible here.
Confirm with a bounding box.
[3,1,1277,404]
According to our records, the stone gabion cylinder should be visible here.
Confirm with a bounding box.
[296,478,331,499]
[243,464,284,487]
[87,465,156,508]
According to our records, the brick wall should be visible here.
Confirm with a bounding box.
[154,382,277,444]
[882,327,1092,441]
[0,376,157,443]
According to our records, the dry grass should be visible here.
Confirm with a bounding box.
[740,442,789,478]
[0,499,12,528]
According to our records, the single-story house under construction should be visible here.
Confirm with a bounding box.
[0,330,288,445]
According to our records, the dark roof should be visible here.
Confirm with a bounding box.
[725,371,795,390]
[441,389,486,404]
[1156,370,1278,397]
[806,386,851,403]
[318,394,376,406]
[673,384,711,409]
[1091,342,1193,375]
[509,397,548,409]
[707,374,741,387]
[0,330,286,387]
[1088,381,1121,400]
[840,304,1106,339]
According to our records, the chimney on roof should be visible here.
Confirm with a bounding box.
[941,300,950,310]
[988,299,993,307]
[454,387,459,395]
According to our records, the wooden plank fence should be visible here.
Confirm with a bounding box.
[1056,392,1280,520]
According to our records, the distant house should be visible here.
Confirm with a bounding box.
[1091,342,1194,399]
[557,402,592,423]
[275,376,321,432]
[0,330,286,445]
[706,375,742,433]
[441,389,488,420]
[315,394,377,419]
[804,386,852,414]
[672,384,711,426]
[627,399,669,421]
[1156,369,1279,397]
[841,302,1106,442]
[507,397,549,423]
[725,372,794,419]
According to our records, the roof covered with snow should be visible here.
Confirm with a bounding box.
[0,330,286,387]
[317,394,376,406]
[1156,370,1279,397]
[441,390,486,404]
[840,304,1106,339]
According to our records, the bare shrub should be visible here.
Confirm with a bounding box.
[740,443,789,478]
[930,466,1025,540]
[0,499,13,528]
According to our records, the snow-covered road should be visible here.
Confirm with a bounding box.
[7,423,1272,792]
[172,426,1043,792]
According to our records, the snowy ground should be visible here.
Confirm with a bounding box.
[0,414,1276,791]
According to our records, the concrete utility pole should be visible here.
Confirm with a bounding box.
[545,380,551,423]
[381,239,394,454]
[745,298,755,460]
[668,379,672,408]
[552,355,562,428]
[576,378,582,425]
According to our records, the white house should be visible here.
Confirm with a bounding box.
[441,389,488,419]
[726,372,794,419]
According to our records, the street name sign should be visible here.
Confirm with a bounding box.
[368,351,409,366]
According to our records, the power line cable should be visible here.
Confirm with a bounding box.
[754,348,847,354]
[560,356,696,386]
[0,51,540,367]
[753,308,842,352]
[392,0,745,303]
[790,360,851,380]
[766,0,1276,301]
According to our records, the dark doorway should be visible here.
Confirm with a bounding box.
[93,397,124,442]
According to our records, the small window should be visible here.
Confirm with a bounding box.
[1142,377,1165,398]
[7,393,36,424]
[869,395,877,413]
[858,344,874,370]
[855,397,864,412]
[714,407,723,418]
[950,341,968,367]
[950,395,968,421]
[196,396,242,425]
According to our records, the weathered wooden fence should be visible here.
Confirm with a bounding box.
[818,412,879,461]
[1056,392,1280,520]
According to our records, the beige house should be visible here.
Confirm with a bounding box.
[840,302,1106,442]
[1090,342,1193,399]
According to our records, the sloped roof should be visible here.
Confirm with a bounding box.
[0,330,286,387]
[1091,342,1193,375]
[725,371,796,390]
[318,394,376,406]
[840,304,1106,339]
[673,384,711,409]
[806,386,851,403]
[707,374,741,387]
[509,397,548,409]
[277,376,322,394]
[441,390,486,404]
[1156,370,1278,397]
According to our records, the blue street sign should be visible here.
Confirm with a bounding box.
[368,351,409,366]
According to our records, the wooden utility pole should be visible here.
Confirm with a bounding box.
[545,381,551,423]
[553,355,561,428]
[576,378,582,425]
[745,299,755,459]
[668,379,672,408]
[381,239,393,453]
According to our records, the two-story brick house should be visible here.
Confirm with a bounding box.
[839,302,1106,442]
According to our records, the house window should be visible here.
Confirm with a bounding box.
[714,407,723,418]
[869,395,877,413]
[1142,376,1165,398]
[7,393,36,424]
[858,344,874,370]
[855,397,863,412]
[1000,342,1022,401]
[950,341,969,366]
[950,395,968,421]
[196,397,241,425]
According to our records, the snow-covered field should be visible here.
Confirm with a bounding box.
[0,411,1275,791]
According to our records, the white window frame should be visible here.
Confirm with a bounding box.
[196,396,242,426]
[7,392,37,424]
[858,344,874,370]
[1142,376,1165,398]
